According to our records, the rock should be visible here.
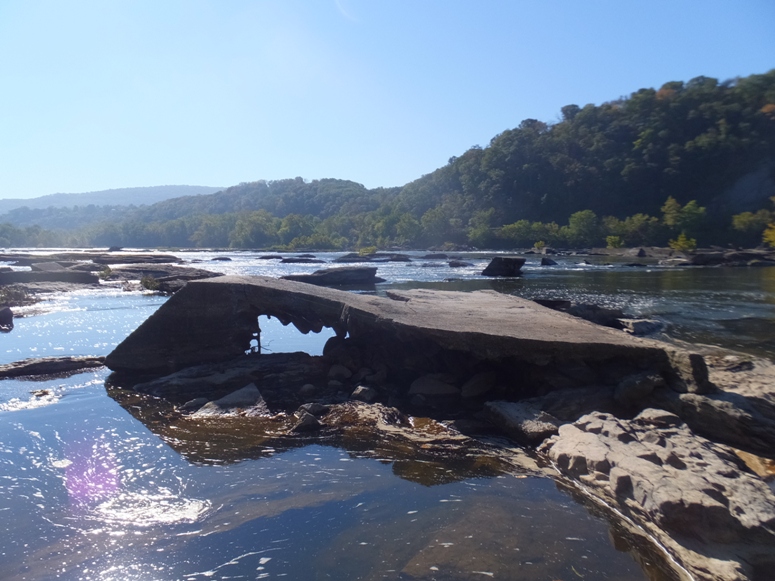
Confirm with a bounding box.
[0,270,99,285]
[628,247,647,258]
[92,253,182,265]
[333,252,411,263]
[298,402,329,416]
[280,257,325,264]
[0,355,105,378]
[481,256,526,276]
[180,397,208,412]
[448,260,473,268]
[327,380,344,389]
[351,385,378,402]
[460,371,498,398]
[532,298,571,310]
[191,383,269,417]
[408,375,459,396]
[0,306,12,331]
[618,318,664,336]
[410,394,426,406]
[421,253,448,259]
[211,256,232,261]
[127,351,326,408]
[567,303,626,328]
[328,364,353,380]
[614,372,664,406]
[540,257,558,266]
[30,262,68,272]
[485,401,560,444]
[282,266,385,287]
[258,255,284,260]
[299,383,317,396]
[540,410,775,581]
[290,410,322,432]
[650,387,775,457]
[520,386,617,422]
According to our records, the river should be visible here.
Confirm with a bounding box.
[1,250,773,580]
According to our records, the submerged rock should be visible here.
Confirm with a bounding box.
[0,355,105,378]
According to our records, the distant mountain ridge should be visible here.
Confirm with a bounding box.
[0,185,224,214]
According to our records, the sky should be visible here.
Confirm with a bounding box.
[1,0,774,200]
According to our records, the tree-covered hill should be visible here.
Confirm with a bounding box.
[3,70,774,250]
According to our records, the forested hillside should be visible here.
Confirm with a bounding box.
[3,71,774,250]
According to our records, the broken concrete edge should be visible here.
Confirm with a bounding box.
[0,356,106,379]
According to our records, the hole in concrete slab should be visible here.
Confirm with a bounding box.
[253,315,336,356]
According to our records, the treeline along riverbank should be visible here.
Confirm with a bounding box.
[2,70,775,251]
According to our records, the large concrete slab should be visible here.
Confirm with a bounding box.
[105,276,707,392]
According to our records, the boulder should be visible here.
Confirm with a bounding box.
[408,375,459,396]
[540,257,558,266]
[351,385,378,403]
[485,401,560,444]
[460,371,498,398]
[290,410,322,432]
[481,256,526,277]
[282,266,385,287]
[539,410,775,581]
[448,260,473,268]
[298,402,329,416]
[328,364,353,380]
[618,318,664,336]
[614,372,664,406]
[191,383,269,418]
[0,306,12,331]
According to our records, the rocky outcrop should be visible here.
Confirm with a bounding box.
[686,250,775,267]
[0,356,105,378]
[480,256,526,276]
[282,266,386,287]
[539,410,775,581]
[333,252,412,263]
[0,252,181,266]
[0,270,99,285]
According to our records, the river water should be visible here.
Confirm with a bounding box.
[2,250,774,581]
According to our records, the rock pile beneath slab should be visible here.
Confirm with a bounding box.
[539,409,775,581]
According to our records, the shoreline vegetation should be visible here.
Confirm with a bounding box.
[1,70,774,252]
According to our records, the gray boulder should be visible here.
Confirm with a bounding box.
[191,383,269,418]
[351,385,378,403]
[282,266,386,287]
[481,256,526,277]
[485,401,560,444]
[408,375,459,396]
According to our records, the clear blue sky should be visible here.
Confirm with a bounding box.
[1,0,773,199]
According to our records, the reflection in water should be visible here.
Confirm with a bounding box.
[0,375,678,581]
